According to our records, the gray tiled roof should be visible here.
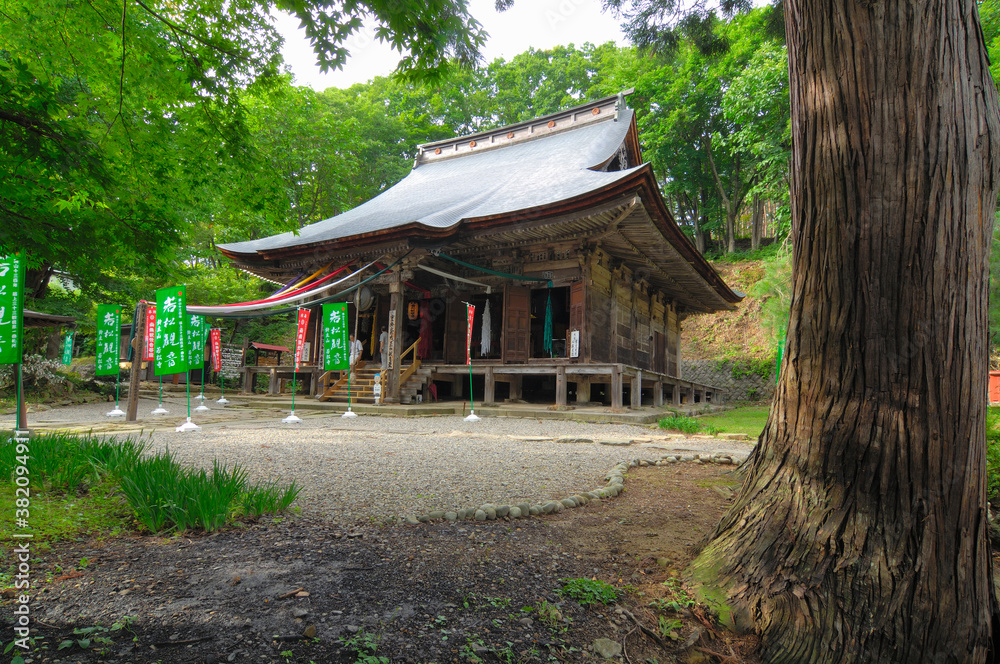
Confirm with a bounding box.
[217,108,638,256]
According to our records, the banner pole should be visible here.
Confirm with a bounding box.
[152,375,168,415]
[468,364,475,415]
[106,308,125,417]
[15,362,26,432]
[463,301,480,422]
[284,309,304,423]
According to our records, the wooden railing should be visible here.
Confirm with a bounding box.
[318,360,366,401]
[379,337,421,400]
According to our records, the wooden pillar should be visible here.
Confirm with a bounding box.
[453,375,464,397]
[609,269,619,364]
[576,379,591,404]
[509,375,522,400]
[672,381,681,406]
[611,365,623,410]
[269,368,278,395]
[126,302,146,422]
[631,370,642,409]
[386,276,404,403]
[556,366,567,407]
[484,366,495,405]
[241,337,252,394]
[653,380,663,407]
[676,308,683,379]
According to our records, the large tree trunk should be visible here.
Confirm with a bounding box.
[689,1,1000,662]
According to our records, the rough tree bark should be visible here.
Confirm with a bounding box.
[689,1,1000,662]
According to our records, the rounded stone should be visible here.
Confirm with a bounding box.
[444,512,458,522]
[552,501,564,513]
[474,509,487,521]
[560,498,576,508]
[496,505,510,517]
[485,507,497,520]
[529,506,542,516]
[518,502,532,515]
[428,511,445,520]
[417,514,430,523]
[456,509,467,520]
[542,502,557,514]
[404,516,420,525]
[639,459,649,466]
[666,456,678,463]
[574,494,589,505]
[508,506,522,518]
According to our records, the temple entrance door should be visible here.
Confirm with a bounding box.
[444,298,467,364]
[504,286,530,363]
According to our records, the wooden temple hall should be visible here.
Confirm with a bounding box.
[217,92,743,410]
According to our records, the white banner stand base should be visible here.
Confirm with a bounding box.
[282,411,303,424]
[464,412,481,422]
[194,403,210,413]
[341,409,358,419]
[195,393,207,401]
[151,405,169,415]
[216,397,229,406]
[176,417,200,432]
[106,406,126,417]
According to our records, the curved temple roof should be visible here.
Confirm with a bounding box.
[218,93,742,312]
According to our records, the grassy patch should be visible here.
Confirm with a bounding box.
[694,406,771,438]
[557,578,619,606]
[0,478,129,550]
[0,431,301,538]
[658,416,704,435]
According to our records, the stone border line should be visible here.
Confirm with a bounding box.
[402,450,751,525]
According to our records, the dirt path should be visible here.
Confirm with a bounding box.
[8,465,759,664]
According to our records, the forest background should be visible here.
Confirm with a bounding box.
[5,0,1000,369]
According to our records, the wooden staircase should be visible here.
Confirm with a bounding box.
[317,340,433,405]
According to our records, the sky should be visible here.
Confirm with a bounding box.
[275,0,628,91]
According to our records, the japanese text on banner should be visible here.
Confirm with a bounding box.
[210,329,222,372]
[294,308,311,370]
[95,305,122,376]
[144,305,157,361]
[322,303,349,371]
[186,314,206,372]
[466,303,476,366]
[0,254,25,364]
[61,331,74,365]
[153,286,188,376]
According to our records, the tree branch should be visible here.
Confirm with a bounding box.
[704,133,731,213]
[133,0,243,61]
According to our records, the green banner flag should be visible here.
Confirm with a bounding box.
[62,331,74,365]
[186,313,206,372]
[95,304,122,376]
[0,254,25,365]
[154,285,188,376]
[322,303,349,370]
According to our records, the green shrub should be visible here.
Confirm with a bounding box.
[557,578,619,606]
[1,432,300,534]
[0,432,145,493]
[658,416,702,434]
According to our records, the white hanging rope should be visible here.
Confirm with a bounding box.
[187,260,378,314]
[417,264,492,293]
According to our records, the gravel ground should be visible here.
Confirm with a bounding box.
[2,400,755,526]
